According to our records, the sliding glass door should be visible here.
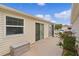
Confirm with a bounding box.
[40,24,44,39]
[35,23,44,41]
[52,25,54,36]
[36,23,40,41]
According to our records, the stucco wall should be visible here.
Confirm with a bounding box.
[72,17,79,48]
[0,10,51,55]
[72,17,79,41]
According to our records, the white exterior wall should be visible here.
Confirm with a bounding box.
[0,10,51,55]
[72,17,79,48]
[72,17,79,41]
[0,11,5,39]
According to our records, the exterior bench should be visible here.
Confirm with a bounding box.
[10,41,30,56]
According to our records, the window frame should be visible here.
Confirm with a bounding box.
[6,16,24,26]
[6,16,24,36]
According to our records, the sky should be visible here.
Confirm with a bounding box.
[1,3,72,25]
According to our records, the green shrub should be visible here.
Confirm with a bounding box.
[64,50,77,56]
[63,36,76,51]
[58,42,63,46]
[61,31,77,56]
[59,32,65,39]
[64,31,73,35]
[59,31,72,40]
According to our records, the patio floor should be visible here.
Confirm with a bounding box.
[22,36,63,56]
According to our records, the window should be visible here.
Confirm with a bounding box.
[6,27,23,35]
[6,16,24,35]
[6,16,23,26]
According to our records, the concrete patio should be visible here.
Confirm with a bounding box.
[22,36,63,56]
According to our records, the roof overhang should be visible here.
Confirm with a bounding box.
[0,4,54,24]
